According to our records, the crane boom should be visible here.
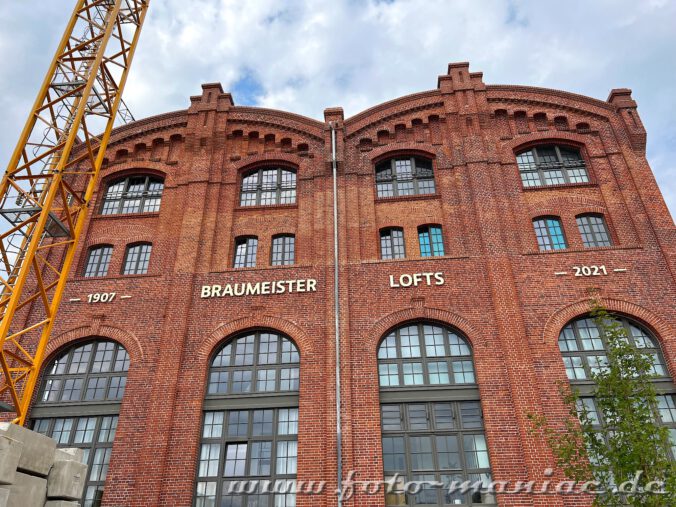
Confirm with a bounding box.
[0,0,150,425]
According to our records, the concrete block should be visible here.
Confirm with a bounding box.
[5,472,47,507]
[45,501,79,507]
[55,448,85,464]
[0,436,22,485]
[0,423,55,477]
[0,488,9,507]
[47,459,87,501]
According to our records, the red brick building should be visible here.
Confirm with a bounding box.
[26,62,675,507]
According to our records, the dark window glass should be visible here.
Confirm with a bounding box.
[122,243,152,275]
[271,235,295,266]
[576,214,612,248]
[233,237,258,268]
[32,340,129,507]
[532,217,567,251]
[516,145,589,187]
[418,225,445,257]
[380,228,405,260]
[198,331,299,506]
[100,175,164,215]
[240,167,296,207]
[375,157,435,198]
[83,246,113,277]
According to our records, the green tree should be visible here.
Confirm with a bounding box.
[530,299,675,506]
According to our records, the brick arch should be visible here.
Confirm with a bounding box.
[46,323,145,366]
[527,195,607,221]
[367,306,486,354]
[197,315,314,363]
[99,164,171,187]
[85,224,156,248]
[505,131,590,152]
[232,152,303,174]
[541,297,674,348]
[368,142,437,162]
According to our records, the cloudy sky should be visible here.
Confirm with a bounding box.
[0,0,674,218]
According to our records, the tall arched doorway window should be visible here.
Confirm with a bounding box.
[378,322,495,506]
[31,339,130,507]
[195,330,300,507]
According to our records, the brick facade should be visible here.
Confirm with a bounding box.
[24,62,675,506]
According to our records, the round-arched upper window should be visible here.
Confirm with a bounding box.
[207,331,300,395]
[378,323,475,388]
[375,156,435,198]
[558,316,668,382]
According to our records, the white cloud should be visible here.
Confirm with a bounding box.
[0,0,674,218]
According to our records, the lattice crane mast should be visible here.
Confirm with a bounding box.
[0,0,150,425]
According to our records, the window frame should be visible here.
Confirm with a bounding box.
[270,234,295,266]
[196,331,300,507]
[380,227,406,260]
[377,322,493,506]
[31,339,130,507]
[418,224,445,257]
[121,242,152,275]
[516,144,590,188]
[532,216,568,251]
[239,166,297,207]
[374,156,436,199]
[99,174,164,215]
[83,245,113,278]
[233,236,259,268]
[576,214,612,248]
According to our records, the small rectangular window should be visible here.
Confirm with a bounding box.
[576,215,612,248]
[271,235,295,266]
[234,237,258,268]
[533,218,568,251]
[122,243,152,275]
[380,228,405,259]
[83,246,113,277]
[418,225,445,257]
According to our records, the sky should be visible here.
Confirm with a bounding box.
[0,0,674,218]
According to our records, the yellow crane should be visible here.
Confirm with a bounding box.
[0,0,150,425]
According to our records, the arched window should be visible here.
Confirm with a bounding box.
[380,227,405,260]
[240,167,297,206]
[375,157,435,198]
[378,323,495,506]
[122,243,152,275]
[576,214,612,248]
[271,235,295,266]
[31,340,130,507]
[83,245,113,277]
[532,217,567,251]
[558,316,676,456]
[100,175,164,215]
[516,145,589,187]
[195,331,300,506]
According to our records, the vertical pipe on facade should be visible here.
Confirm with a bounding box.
[330,122,343,507]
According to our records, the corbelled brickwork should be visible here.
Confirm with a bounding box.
[18,62,675,506]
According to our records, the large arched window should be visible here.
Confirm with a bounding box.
[375,157,435,198]
[31,340,130,507]
[516,145,589,188]
[100,175,164,215]
[195,331,300,507]
[240,167,297,207]
[378,323,495,506]
[558,316,676,456]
